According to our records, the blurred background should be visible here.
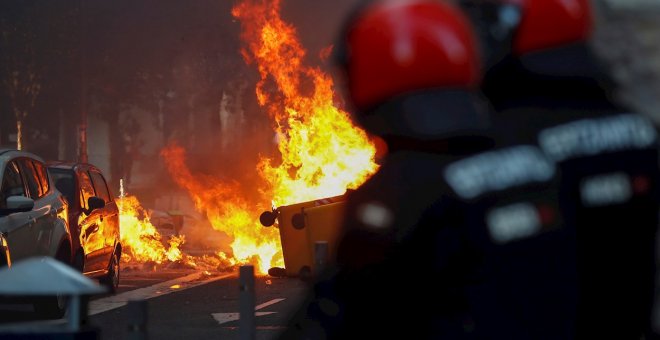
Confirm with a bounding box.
[0,0,658,208]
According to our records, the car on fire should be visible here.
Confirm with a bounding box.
[47,162,122,294]
[0,149,72,317]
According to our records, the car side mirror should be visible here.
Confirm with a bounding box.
[6,196,35,213]
[86,196,105,214]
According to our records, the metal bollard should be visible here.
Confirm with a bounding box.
[67,295,81,332]
[314,241,329,279]
[126,300,148,340]
[79,295,90,328]
[239,265,255,340]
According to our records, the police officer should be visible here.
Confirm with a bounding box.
[459,0,660,338]
[281,1,578,338]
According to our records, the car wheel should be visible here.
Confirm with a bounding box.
[34,245,70,319]
[73,251,84,272]
[33,294,67,319]
[100,252,120,294]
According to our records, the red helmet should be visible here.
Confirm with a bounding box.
[506,0,593,55]
[340,0,481,112]
[460,0,593,59]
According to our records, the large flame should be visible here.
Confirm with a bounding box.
[156,0,378,275]
[161,145,282,274]
[233,0,378,207]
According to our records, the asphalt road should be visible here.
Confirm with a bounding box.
[89,268,309,340]
[0,265,310,340]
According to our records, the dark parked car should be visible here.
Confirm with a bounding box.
[47,162,121,293]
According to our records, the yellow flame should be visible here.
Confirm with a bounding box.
[157,0,378,276]
[233,0,378,207]
[117,195,184,264]
[161,145,283,275]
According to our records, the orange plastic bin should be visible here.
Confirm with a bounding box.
[260,194,346,277]
[301,201,347,274]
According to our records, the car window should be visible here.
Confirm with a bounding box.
[0,162,26,209]
[48,168,76,206]
[17,159,43,200]
[79,171,96,211]
[89,171,111,203]
[33,161,50,195]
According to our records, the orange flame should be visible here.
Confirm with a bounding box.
[117,195,185,264]
[233,0,378,207]
[116,193,236,271]
[161,145,282,274]
[157,0,377,275]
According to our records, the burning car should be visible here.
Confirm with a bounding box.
[47,162,122,293]
[0,149,72,317]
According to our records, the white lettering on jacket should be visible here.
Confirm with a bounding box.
[444,145,555,200]
[538,114,657,162]
[580,172,632,207]
[487,202,541,244]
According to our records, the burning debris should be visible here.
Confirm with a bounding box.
[161,144,283,275]
[120,0,379,276]
[117,194,184,264]
[117,188,239,273]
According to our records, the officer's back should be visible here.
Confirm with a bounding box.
[296,1,495,337]
[429,141,576,339]
[461,0,660,337]
[280,1,581,339]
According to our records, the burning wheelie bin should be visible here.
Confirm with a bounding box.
[260,194,347,278]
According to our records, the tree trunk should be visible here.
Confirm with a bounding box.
[107,102,122,192]
[16,119,23,151]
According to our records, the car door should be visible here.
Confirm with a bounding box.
[89,170,118,266]
[77,170,105,273]
[0,160,34,261]
[17,158,56,257]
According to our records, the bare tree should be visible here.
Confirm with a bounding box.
[0,18,41,150]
